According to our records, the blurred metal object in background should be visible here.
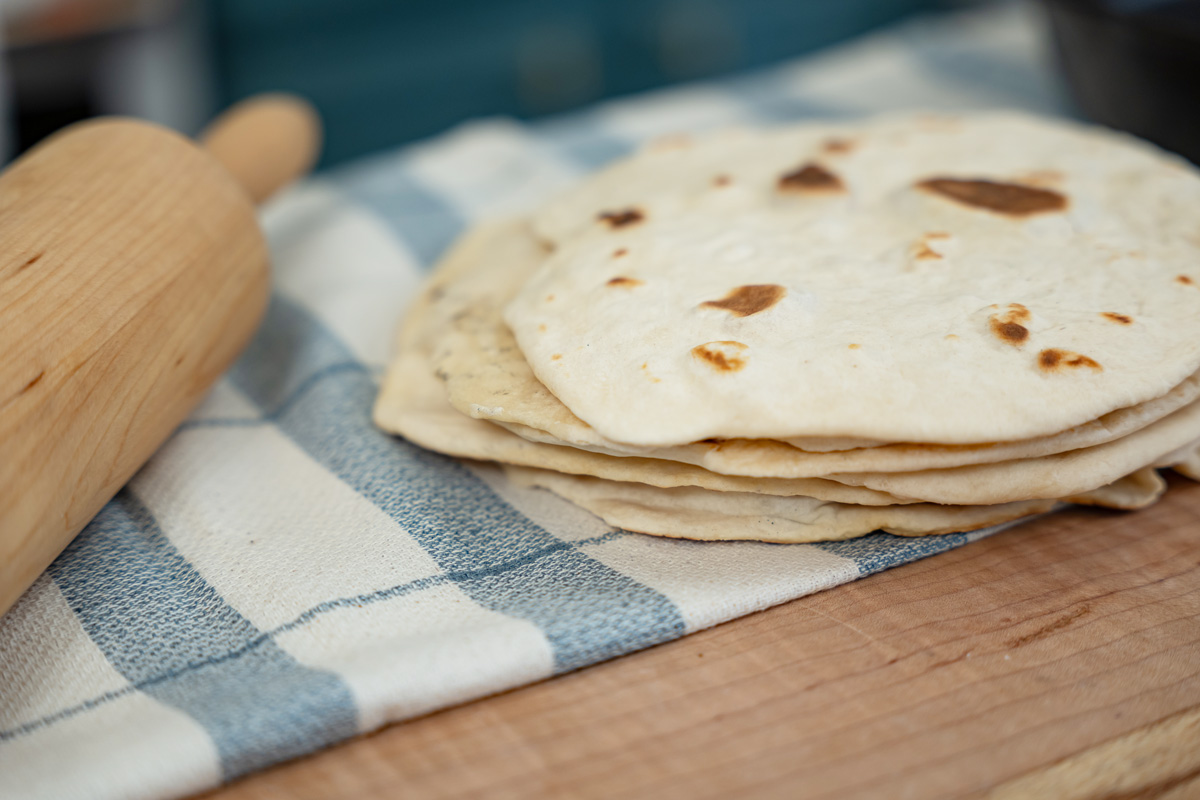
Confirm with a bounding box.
[1045,0,1200,163]
[4,0,216,155]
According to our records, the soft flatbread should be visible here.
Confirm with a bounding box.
[503,465,1166,543]
[507,112,1200,446]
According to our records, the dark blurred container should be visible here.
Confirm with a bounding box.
[1045,0,1200,163]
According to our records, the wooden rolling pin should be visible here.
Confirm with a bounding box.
[0,94,321,616]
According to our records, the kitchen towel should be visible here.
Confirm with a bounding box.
[0,4,1069,798]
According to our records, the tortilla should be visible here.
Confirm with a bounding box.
[503,465,1166,543]
[506,112,1200,446]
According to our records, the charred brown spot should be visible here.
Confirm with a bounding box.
[692,341,748,372]
[607,276,643,288]
[17,253,42,272]
[551,354,562,361]
[1178,275,1194,286]
[700,284,786,317]
[538,324,547,333]
[917,178,1067,216]
[1038,348,1102,373]
[848,343,860,350]
[993,321,1029,344]
[822,138,855,154]
[988,303,1032,346]
[1101,312,1133,325]
[926,231,950,240]
[545,294,555,302]
[778,163,843,192]
[914,242,943,260]
[713,174,731,187]
[22,371,44,393]
[613,248,628,258]
[597,208,644,229]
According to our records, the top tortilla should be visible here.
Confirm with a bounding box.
[505,112,1200,447]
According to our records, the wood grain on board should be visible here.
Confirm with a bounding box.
[205,476,1200,800]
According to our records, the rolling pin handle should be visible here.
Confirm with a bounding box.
[200,94,322,205]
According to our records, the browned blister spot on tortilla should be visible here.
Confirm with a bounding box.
[551,354,562,361]
[597,208,644,228]
[613,248,628,258]
[607,276,643,288]
[917,178,1067,216]
[1177,275,1194,286]
[538,324,547,333]
[988,303,1031,346]
[822,138,855,154]
[778,163,843,192]
[993,321,1029,344]
[1101,312,1133,325]
[848,343,860,350]
[914,242,943,260]
[712,174,731,187]
[926,231,950,240]
[1038,348,1102,373]
[700,284,786,317]
[692,341,748,372]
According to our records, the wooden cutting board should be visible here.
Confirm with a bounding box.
[202,475,1200,799]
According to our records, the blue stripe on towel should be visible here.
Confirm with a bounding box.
[47,492,358,780]
[535,113,634,170]
[227,296,686,672]
[816,531,971,575]
[331,156,464,267]
[900,20,1070,116]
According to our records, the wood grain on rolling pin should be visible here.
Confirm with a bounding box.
[205,477,1200,800]
[0,120,268,614]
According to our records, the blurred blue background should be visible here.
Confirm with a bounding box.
[210,0,953,165]
[3,0,960,166]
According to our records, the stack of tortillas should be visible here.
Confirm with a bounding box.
[374,111,1200,543]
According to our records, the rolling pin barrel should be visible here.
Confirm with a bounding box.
[0,95,320,616]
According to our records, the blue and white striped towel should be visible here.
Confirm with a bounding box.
[0,4,1070,798]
